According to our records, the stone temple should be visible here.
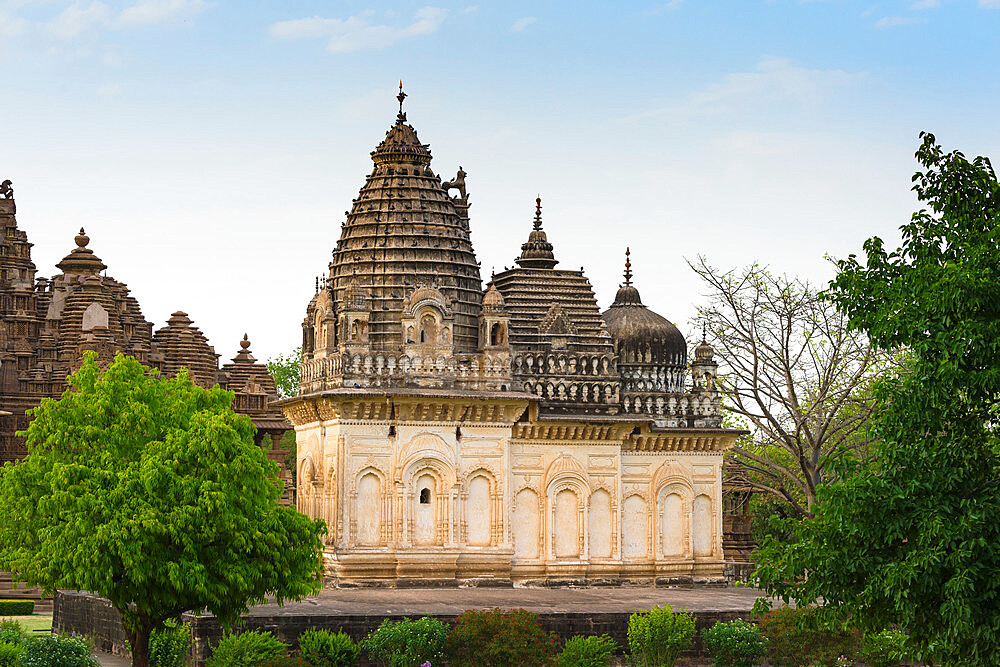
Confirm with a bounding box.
[0,180,292,499]
[280,88,743,587]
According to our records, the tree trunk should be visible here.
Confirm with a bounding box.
[120,610,152,667]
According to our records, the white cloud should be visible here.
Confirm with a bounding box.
[979,0,1000,7]
[46,1,111,38]
[875,15,925,27]
[910,0,939,8]
[0,9,28,37]
[117,0,206,28]
[270,6,448,54]
[97,81,121,96]
[635,57,865,120]
[510,16,536,32]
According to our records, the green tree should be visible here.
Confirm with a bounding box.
[267,348,301,398]
[753,133,1000,664]
[0,354,326,667]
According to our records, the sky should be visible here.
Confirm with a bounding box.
[2,0,999,363]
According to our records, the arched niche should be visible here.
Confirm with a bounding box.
[466,474,492,546]
[413,471,440,545]
[588,488,612,559]
[623,494,648,559]
[693,494,713,557]
[660,491,686,557]
[356,471,382,546]
[513,488,540,559]
[554,488,580,559]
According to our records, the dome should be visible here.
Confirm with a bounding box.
[482,283,505,312]
[601,249,686,366]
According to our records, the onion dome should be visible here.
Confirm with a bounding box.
[516,197,558,269]
[482,282,505,313]
[694,326,715,361]
[601,248,686,366]
[152,311,220,389]
[56,228,107,276]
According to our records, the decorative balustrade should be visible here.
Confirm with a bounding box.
[300,350,513,393]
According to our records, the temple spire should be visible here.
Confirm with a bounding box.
[515,195,558,269]
[623,247,632,286]
[397,80,407,121]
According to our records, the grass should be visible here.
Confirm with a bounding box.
[1,614,53,633]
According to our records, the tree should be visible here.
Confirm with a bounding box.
[267,347,301,398]
[0,353,326,667]
[691,259,882,514]
[753,133,1000,664]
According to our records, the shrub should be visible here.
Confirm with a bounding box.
[446,607,558,667]
[554,634,617,667]
[149,619,190,667]
[860,629,909,667]
[17,633,99,667]
[0,620,25,646]
[205,630,288,667]
[361,616,448,667]
[626,604,696,667]
[0,641,24,667]
[702,619,767,667]
[0,601,33,616]
[758,606,859,667]
[258,656,309,667]
[297,628,359,667]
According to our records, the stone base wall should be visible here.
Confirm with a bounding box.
[52,591,132,657]
[54,590,751,666]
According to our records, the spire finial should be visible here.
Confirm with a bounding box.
[623,247,632,286]
[533,195,542,230]
[702,320,708,343]
[397,80,407,120]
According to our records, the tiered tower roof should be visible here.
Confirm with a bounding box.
[325,84,483,352]
[493,199,615,354]
[152,311,220,388]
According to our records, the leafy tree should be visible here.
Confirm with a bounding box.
[692,259,883,513]
[267,348,301,398]
[753,133,1000,664]
[0,353,326,667]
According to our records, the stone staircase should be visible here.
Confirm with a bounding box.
[0,572,52,614]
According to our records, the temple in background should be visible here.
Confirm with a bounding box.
[0,180,292,502]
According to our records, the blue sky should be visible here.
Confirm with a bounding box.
[2,0,998,362]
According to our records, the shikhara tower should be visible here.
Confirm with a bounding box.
[284,87,741,587]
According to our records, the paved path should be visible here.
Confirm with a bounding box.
[243,585,764,617]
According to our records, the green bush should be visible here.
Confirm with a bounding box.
[702,619,767,667]
[446,607,558,667]
[0,601,33,616]
[554,634,617,667]
[149,619,190,667]
[0,620,25,647]
[205,630,288,667]
[258,655,309,666]
[860,629,909,667]
[297,628,359,667]
[758,606,859,667]
[0,641,24,667]
[360,616,448,667]
[17,634,99,667]
[626,604,696,667]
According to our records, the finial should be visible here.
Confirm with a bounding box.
[75,228,90,248]
[533,195,542,231]
[240,333,251,350]
[623,247,632,286]
[397,80,407,120]
[702,320,707,343]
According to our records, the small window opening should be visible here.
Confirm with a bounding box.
[419,488,431,504]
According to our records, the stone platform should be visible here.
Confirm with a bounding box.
[57,586,765,666]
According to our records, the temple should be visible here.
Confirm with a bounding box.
[0,183,292,492]
[280,87,744,587]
